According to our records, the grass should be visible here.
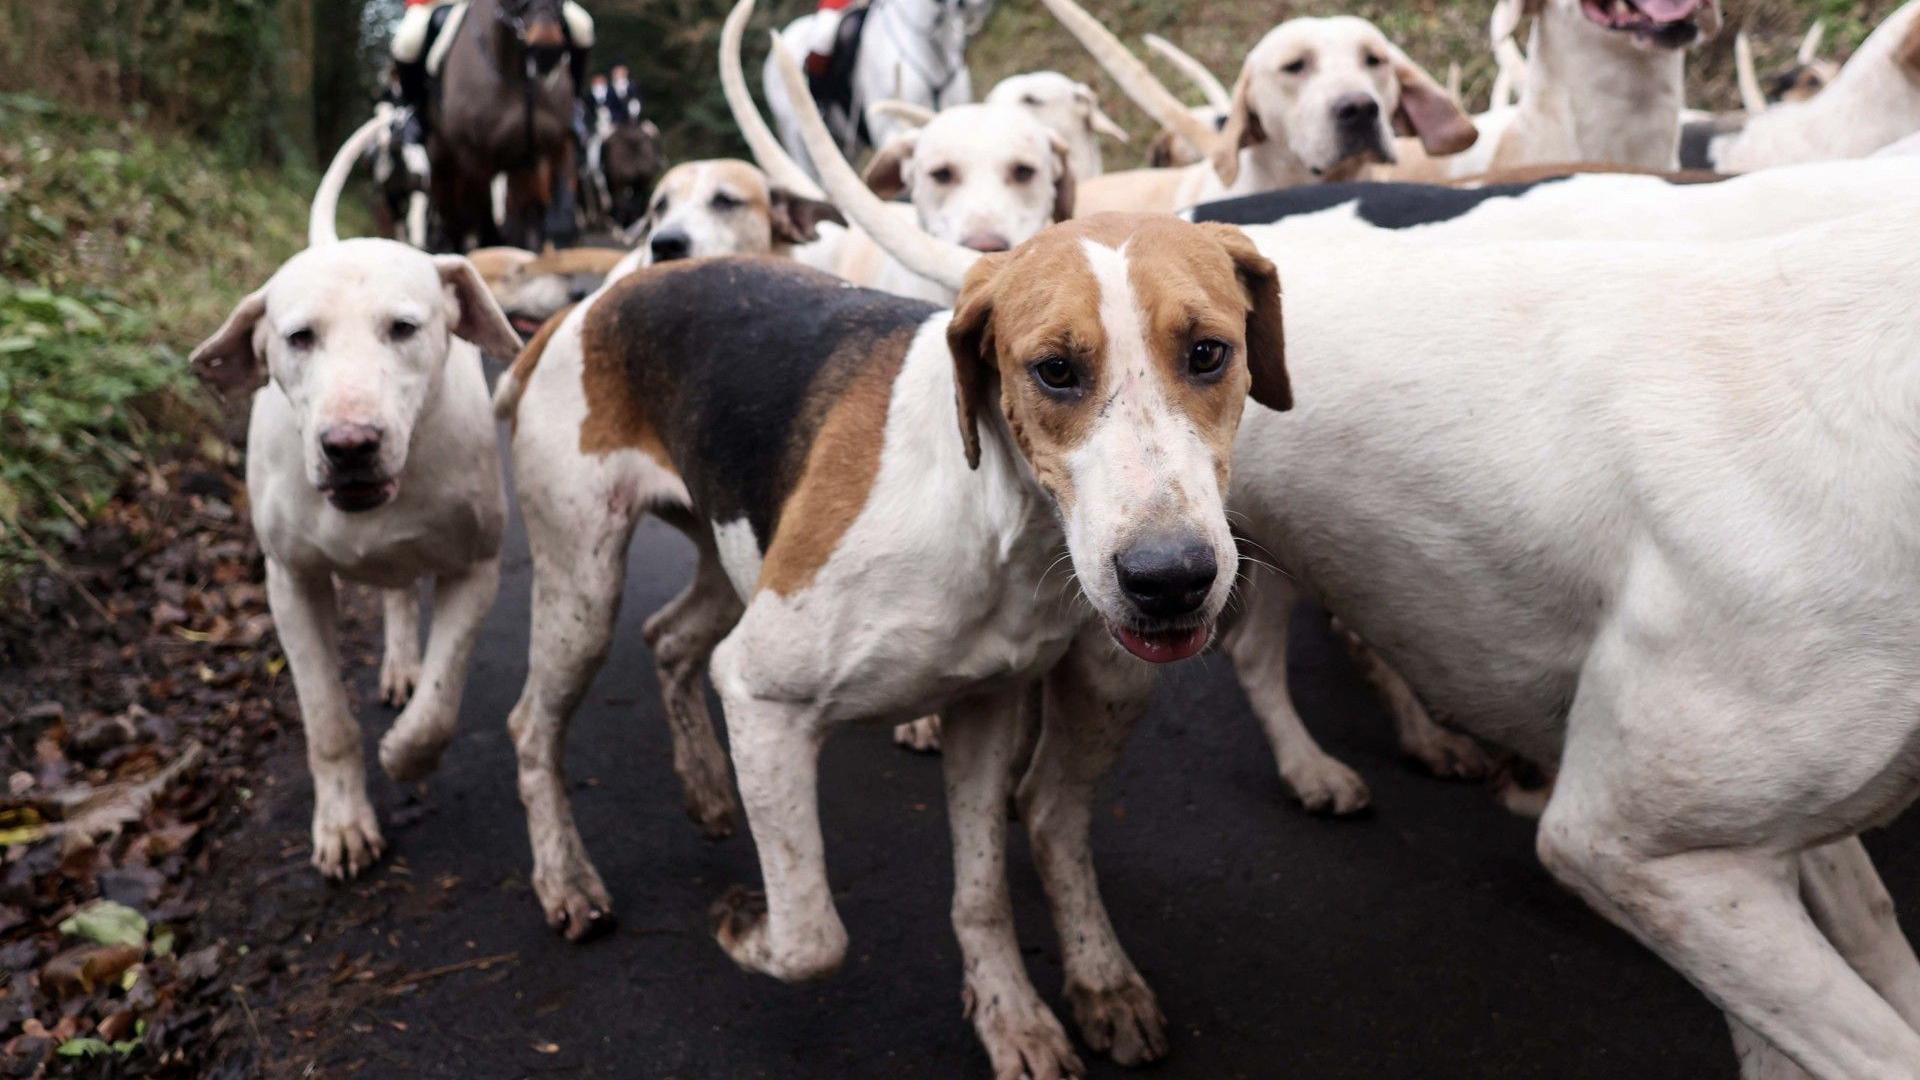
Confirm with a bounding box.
[0,93,347,589]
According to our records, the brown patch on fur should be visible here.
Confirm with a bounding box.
[468,246,539,286]
[1901,9,1920,74]
[522,247,629,276]
[757,325,918,596]
[577,269,711,469]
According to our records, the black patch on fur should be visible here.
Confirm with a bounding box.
[593,257,938,549]
[1679,114,1743,171]
[1187,178,1571,229]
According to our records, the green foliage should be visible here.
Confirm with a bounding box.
[0,94,323,587]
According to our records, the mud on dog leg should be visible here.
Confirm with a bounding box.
[945,685,1082,1080]
[381,556,500,782]
[710,636,845,981]
[641,537,742,841]
[268,561,384,879]
[1020,633,1168,1067]
[379,585,422,706]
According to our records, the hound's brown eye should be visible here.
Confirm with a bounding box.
[1364,52,1384,68]
[1282,58,1307,74]
[1188,339,1229,376]
[1033,355,1077,391]
[1009,163,1037,183]
[929,166,957,185]
[286,328,316,350]
[1022,94,1041,107]
[390,319,419,342]
[710,192,743,211]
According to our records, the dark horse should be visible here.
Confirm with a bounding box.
[430,0,581,251]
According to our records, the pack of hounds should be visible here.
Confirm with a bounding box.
[190,0,1920,1074]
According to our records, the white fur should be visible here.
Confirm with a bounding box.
[1710,1,1920,171]
[986,71,1128,180]
[1225,205,1920,1075]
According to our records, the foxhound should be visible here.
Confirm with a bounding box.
[985,71,1132,181]
[1040,0,1476,212]
[624,158,845,268]
[189,117,522,879]
[491,205,1288,1077]
[1698,0,1920,171]
[829,77,1920,1067]
[724,0,1075,304]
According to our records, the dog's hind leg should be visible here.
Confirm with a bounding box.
[943,683,1083,1080]
[268,561,384,879]
[1332,622,1497,781]
[1019,630,1169,1068]
[1225,564,1371,815]
[379,585,423,707]
[505,483,641,940]
[641,525,742,840]
[380,556,501,783]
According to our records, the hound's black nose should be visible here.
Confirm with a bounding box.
[650,230,691,262]
[1115,540,1217,620]
[1333,94,1381,130]
[320,422,384,468]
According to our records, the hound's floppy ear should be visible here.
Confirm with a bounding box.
[1901,8,1920,74]
[862,132,918,199]
[1489,0,1544,48]
[1209,73,1266,187]
[190,288,269,395]
[1076,83,1130,142]
[1047,133,1077,222]
[1200,223,1289,411]
[434,255,525,361]
[770,187,847,245]
[945,253,1009,470]
[1388,45,1479,156]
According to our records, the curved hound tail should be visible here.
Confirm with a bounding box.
[311,114,390,247]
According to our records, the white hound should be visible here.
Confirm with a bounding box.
[1038,0,1475,212]
[189,117,521,879]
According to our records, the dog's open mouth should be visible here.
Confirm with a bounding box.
[1110,622,1212,664]
[507,312,549,337]
[321,477,398,513]
[1580,0,1704,46]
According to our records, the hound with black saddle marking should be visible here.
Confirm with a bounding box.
[190,117,521,879]
[492,210,1289,1076]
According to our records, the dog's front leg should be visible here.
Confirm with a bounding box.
[379,585,423,706]
[709,633,845,981]
[379,557,500,783]
[1225,564,1371,814]
[267,560,384,879]
[944,684,1083,1080]
[1019,630,1168,1068]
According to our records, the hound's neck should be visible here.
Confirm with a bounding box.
[1224,144,1325,197]
[1523,12,1686,169]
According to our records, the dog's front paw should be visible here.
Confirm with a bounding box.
[379,652,421,707]
[533,857,615,942]
[710,886,844,981]
[1402,723,1498,781]
[311,797,385,879]
[965,979,1084,1080]
[1280,753,1371,815]
[892,716,943,753]
[684,783,738,842]
[379,704,454,783]
[1066,974,1168,1067]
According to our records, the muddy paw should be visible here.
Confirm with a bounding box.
[378,654,420,708]
[378,720,451,784]
[534,859,615,941]
[965,982,1084,1080]
[683,785,738,843]
[311,800,385,880]
[1404,726,1497,781]
[709,886,843,981]
[892,716,943,753]
[1066,975,1168,1066]
[1280,754,1371,816]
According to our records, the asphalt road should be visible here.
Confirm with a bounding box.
[230,417,1920,1079]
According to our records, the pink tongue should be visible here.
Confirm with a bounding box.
[1112,625,1211,664]
[1633,0,1698,20]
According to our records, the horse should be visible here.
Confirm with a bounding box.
[429,0,582,251]
[762,0,995,181]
